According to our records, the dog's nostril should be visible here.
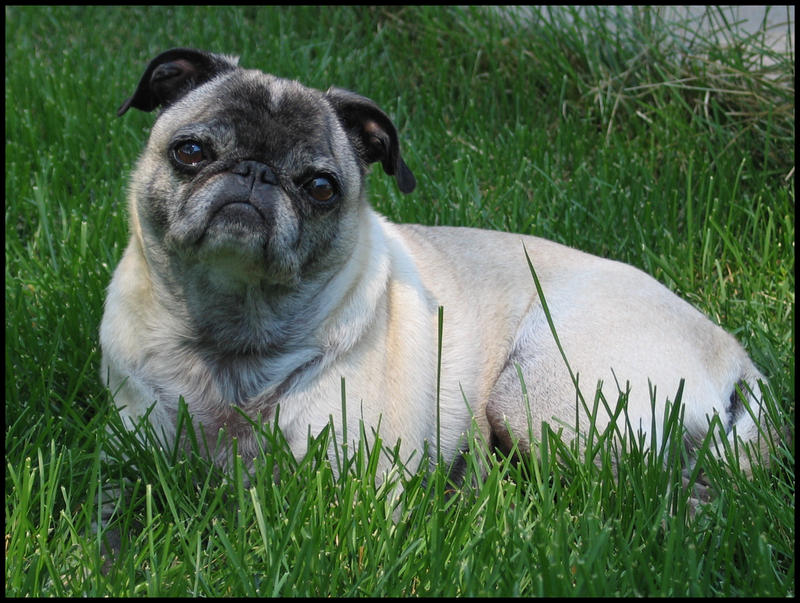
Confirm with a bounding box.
[259,166,279,185]
[232,162,252,178]
[233,160,278,185]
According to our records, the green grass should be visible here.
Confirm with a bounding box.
[5,5,794,597]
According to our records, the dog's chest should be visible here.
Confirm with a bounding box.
[146,338,321,416]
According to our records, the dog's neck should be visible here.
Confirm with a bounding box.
[135,208,391,364]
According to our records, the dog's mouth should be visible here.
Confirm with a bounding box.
[210,200,267,224]
[209,198,267,222]
[191,195,301,286]
[189,197,273,256]
[169,180,294,269]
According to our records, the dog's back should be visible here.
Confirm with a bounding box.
[393,221,773,475]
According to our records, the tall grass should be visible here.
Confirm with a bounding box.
[5,6,794,597]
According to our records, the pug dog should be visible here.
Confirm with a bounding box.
[101,48,772,487]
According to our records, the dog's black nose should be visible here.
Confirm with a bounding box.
[232,160,279,186]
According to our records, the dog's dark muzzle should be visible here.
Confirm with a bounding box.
[210,160,282,222]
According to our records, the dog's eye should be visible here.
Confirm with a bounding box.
[173,141,206,166]
[304,176,338,204]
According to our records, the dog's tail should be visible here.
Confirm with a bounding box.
[712,368,780,477]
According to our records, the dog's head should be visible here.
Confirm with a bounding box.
[120,48,415,287]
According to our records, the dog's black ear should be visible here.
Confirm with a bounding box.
[325,87,416,194]
[117,48,239,116]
